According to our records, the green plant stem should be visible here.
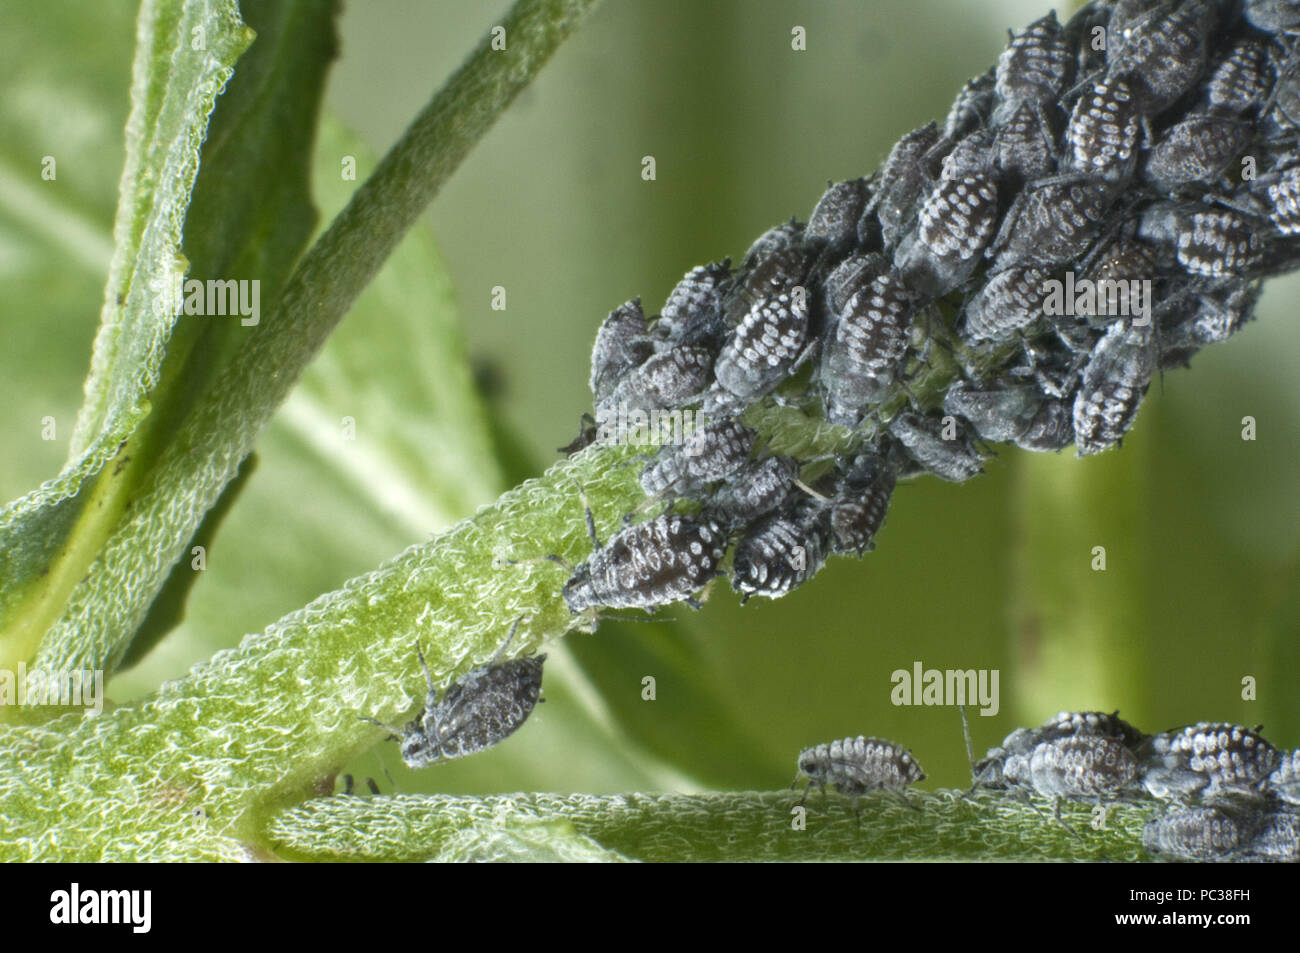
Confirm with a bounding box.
[32,0,605,675]
[264,790,1154,862]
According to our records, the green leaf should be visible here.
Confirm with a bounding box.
[0,0,253,671]
[24,0,601,680]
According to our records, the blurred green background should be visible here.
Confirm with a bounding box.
[1,0,1296,799]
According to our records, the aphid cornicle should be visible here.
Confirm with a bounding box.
[1139,722,1281,801]
[1065,76,1140,185]
[563,511,728,613]
[362,619,546,769]
[655,261,732,349]
[962,265,1054,343]
[992,11,1073,126]
[1143,806,1249,861]
[731,499,831,602]
[711,455,799,528]
[990,176,1114,271]
[888,410,985,483]
[819,270,917,427]
[795,735,925,804]
[827,451,897,557]
[1142,115,1254,193]
[589,299,654,406]
[1072,319,1156,456]
[895,172,999,297]
[639,418,756,498]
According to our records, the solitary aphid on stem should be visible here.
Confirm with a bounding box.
[362,619,546,768]
[795,735,925,806]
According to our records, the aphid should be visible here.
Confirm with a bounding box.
[944,69,996,140]
[655,260,732,348]
[602,344,714,417]
[972,709,1147,788]
[1267,748,1300,805]
[1262,164,1300,235]
[992,12,1073,126]
[821,251,885,319]
[888,410,984,483]
[962,265,1054,342]
[1203,38,1273,116]
[872,122,942,247]
[711,455,799,528]
[1142,114,1253,193]
[589,299,654,406]
[1005,734,1141,800]
[827,451,897,556]
[1143,806,1248,861]
[806,178,872,256]
[938,128,997,181]
[732,499,831,602]
[1139,721,1281,801]
[990,175,1114,271]
[819,270,917,426]
[363,619,546,768]
[1137,202,1265,277]
[795,735,926,805]
[944,380,1050,443]
[1065,76,1140,184]
[639,418,756,498]
[563,511,728,613]
[1072,319,1155,455]
[1015,396,1076,452]
[1240,808,1300,862]
[1244,0,1300,33]
[1106,0,1217,114]
[710,292,812,412]
[1162,277,1261,355]
[724,222,810,326]
[894,172,999,296]
[1077,234,1159,328]
[994,104,1056,184]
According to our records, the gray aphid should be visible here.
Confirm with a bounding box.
[1072,320,1156,456]
[796,735,925,802]
[639,418,756,498]
[1139,721,1280,801]
[889,410,985,482]
[363,619,546,768]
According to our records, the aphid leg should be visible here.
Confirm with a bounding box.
[365,777,381,796]
[959,704,979,794]
[577,482,602,549]
[416,642,437,696]
[357,713,404,739]
[490,617,526,665]
[1051,798,1087,844]
[342,774,354,796]
[892,790,923,813]
[792,478,829,501]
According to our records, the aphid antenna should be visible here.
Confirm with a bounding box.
[357,713,403,739]
[959,704,979,792]
[489,615,527,665]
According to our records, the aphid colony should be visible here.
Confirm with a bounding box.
[971,710,1299,862]
[564,0,1300,615]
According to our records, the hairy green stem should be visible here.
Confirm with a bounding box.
[265,790,1155,862]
